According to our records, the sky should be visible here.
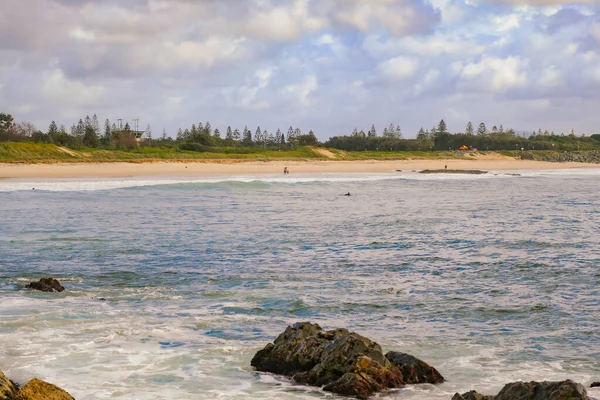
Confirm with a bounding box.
[1,0,600,140]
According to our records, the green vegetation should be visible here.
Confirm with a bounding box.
[1,112,599,163]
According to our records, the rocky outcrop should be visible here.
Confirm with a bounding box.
[25,278,65,293]
[0,371,73,400]
[452,391,494,400]
[453,380,590,400]
[251,322,444,399]
[591,382,600,388]
[419,169,488,175]
[1,370,18,400]
[521,151,600,164]
[15,379,74,400]
[385,351,444,384]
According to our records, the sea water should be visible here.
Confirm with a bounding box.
[1,170,599,399]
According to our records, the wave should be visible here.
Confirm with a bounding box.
[1,169,598,192]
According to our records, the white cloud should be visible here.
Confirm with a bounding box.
[379,56,420,80]
[460,56,528,92]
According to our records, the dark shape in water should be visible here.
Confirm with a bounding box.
[251,322,444,399]
[419,169,488,175]
[591,382,600,388]
[453,379,590,400]
[25,278,65,293]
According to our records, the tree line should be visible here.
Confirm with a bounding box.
[1,112,599,152]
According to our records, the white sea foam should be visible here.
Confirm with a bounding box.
[0,170,564,192]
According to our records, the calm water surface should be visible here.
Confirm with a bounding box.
[1,170,599,399]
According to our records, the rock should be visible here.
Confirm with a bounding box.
[1,370,19,400]
[252,322,443,399]
[495,380,589,400]
[419,169,488,175]
[385,351,444,384]
[25,278,65,293]
[591,382,600,388]
[15,378,74,400]
[452,391,494,400]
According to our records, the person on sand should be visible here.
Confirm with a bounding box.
[445,165,447,170]
[284,167,289,175]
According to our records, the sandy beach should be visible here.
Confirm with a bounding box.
[1,158,599,179]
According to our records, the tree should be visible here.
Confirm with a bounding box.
[177,128,184,141]
[491,125,498,135]
[146,124,152,141]
[0,113,14,134]
[124,122,131,132]
[104,119,111,141]
[280,131,285,147]
[204,122,212,136]
[370,124,377,137]
[213,128,221,138]
[242,127,253,146]
[287,126,295,143]
[59,124,67,135]
[84,115,92,130]
[92,114,100,135]
[416,127,428,141]
[438,119,447,134]
[477,123,487,136]
[161,128,167,140]
[48,121,59,135]
[498,124,504,134]
[395,125,402,139]
[255,127,262,145]
[233,128,241,143]
[226,126,233,140]
[83,125,99,147]
[465,122,474,135]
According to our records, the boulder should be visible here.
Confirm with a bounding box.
[25,278,65,293]
[15,378,74,400]
[251,322,444,399]
[453,380,590,400]
[1,370,19,400]
[385,351,444,384]
[452,391,494,400]
[591,382,600,388]
[495,380,589,400]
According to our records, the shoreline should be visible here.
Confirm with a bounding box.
[1,159,599,179]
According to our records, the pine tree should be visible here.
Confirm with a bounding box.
[177,128,184,140]
[84,115,92,130]
[287,126,294,142]
[417,127,427,141]
[255,127,262,144]
[352,128,359,136]
[370,124,377,137]
[48,121,58,135]
[204,122,212,136]
[213,128,221,138]
[242,127,253,146]
[477,123,487,136]
[465,122,474,135]
[491,126,498,135]
[233,128,241,142]
[395,125,402,139]
[124,122,131,132]
[104,119,111,140]
[226,126,233,140]
[59,124,67,135]
[92,114,100,135]
[191,124,197,136]
[498,124,504,134]
[438,119,447,134]
[76,119,85,137]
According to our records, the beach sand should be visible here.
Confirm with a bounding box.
[1,157,598,179]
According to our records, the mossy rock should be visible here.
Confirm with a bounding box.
[15,379,74,400]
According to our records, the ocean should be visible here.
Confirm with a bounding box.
[1,170,599,399]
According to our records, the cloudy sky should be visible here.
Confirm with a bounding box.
[1,0,600,139]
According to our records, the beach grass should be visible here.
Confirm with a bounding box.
[0,142,487,164]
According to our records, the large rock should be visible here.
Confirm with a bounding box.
[452,391,494,400]
[25,278,65,293]
[453,380,590,400]
[385,351,444,384]
[495,380,589,400]
[0,370,18,400]
[15,378,74,400]
[251,322,444,399]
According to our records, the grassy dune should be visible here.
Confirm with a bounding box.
[0,142,487,164]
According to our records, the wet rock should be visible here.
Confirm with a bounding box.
[14,378,74,400]
[455,380,590,400]
[495,380,589,400]
[1,370,19,400]
[25,278,65,293]
[452,391,494,400]
[385,351,444,384]
[419,169,488,175]
[252,322,443,399]
[591,382,600,388]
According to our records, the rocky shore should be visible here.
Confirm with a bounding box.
[252,322,597,400]
[419,169,488,174]
[0,370,74,400]
[521,150,600,163]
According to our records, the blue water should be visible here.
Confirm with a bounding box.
[1,171,600,399]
